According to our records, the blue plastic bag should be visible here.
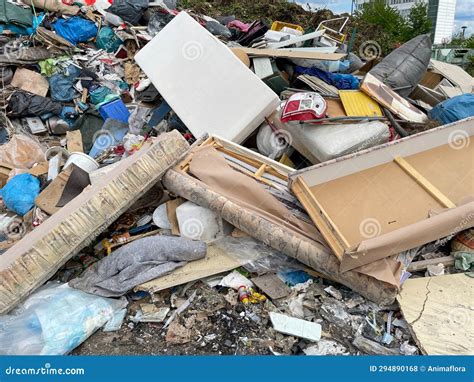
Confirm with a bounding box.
[0,174,40,216]
[49,65,82,102]
[53,16,98,45]
[429,94,474,125]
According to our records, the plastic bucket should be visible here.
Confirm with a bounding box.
[64,152,100,173]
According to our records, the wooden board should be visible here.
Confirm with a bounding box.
[397,273,474,355]
[66,130,84,153]
[407,256,454,272]
[136,240,243,293]
[240,47,346,61]
[0,131,189,314]
[251,273,290,299]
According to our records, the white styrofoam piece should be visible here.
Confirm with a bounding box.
[135,12,279,143]
[266,29,324,49]
[253,57,274,79]
[176,201,233,242]
[269,312,322,342]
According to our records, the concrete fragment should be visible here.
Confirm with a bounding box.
[269,312,321,342]
[303,339,348,355]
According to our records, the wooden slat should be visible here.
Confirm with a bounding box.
[292,177,347,259]
[394,156,456,208]
[407,255,455,272]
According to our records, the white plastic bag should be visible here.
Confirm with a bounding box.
[0,282,127,355]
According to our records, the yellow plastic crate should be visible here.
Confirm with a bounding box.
[271,21,304,34]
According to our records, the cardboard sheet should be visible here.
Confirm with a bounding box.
[135,12,279,143]
[11,68,49,97]
[188,145,324,243]
[429,59,474,94]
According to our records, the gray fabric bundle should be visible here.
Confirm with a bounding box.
[69,236,206,297]
[369,34,432,97]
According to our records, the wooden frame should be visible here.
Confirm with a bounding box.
[290,117,474,267]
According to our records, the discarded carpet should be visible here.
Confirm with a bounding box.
[69,236,207,297]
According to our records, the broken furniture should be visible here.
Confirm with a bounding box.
[289,117,474,282]
[163,135,400,305]
[0,131,189,314]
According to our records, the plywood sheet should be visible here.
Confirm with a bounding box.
[397,273,474,355]
[136,241,241,293]
[135,12,279,143]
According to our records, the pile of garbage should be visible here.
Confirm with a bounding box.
[0,0,472,356]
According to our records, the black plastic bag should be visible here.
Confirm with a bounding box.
[8,91,62,117]
[108,0,149,25]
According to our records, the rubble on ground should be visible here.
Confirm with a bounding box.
[0,0,472,357]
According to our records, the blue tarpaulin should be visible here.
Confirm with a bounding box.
[429,94,474,125]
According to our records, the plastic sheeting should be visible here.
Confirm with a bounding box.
[369,34,431,97]
[108,0,149,25]
[0,283,126,355]
[283,120,391,163]
[53,16,98,45]
[429,94,474,125]
[0,134,45,169]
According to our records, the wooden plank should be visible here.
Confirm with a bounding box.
[397,273,474,355]
[0,131,190,314]
[292,177,346,259]
[407,255,455,272]
[66,130,84,153]
[136,240,244,294]
[394,156,456,209]
[251,273,290,299]
[240,47,346,61]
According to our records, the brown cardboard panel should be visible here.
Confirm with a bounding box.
[310,161,444,247]
[308,142,473,247]
[404,143,474,204]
